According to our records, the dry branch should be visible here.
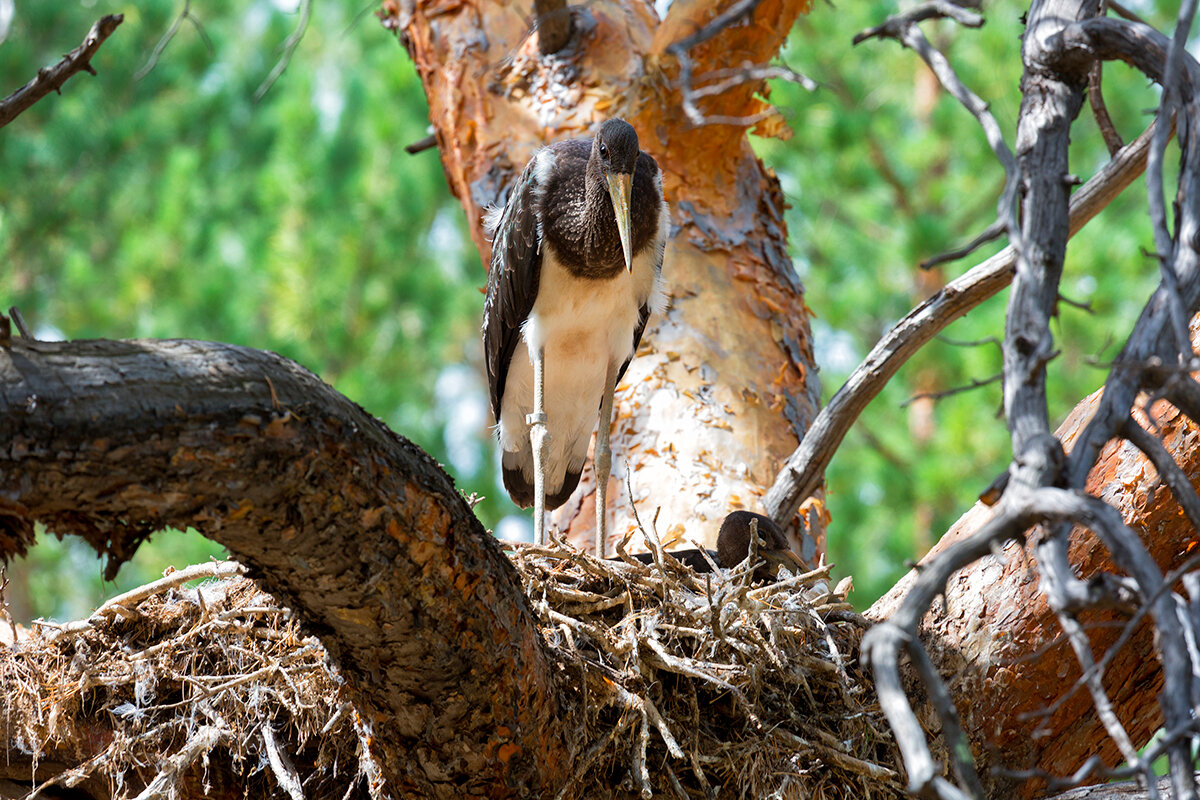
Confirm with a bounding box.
[765,120,1158,523]
[858,0,1200,795]
[0,14,123,129]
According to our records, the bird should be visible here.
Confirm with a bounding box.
[483,119,668,555]
[618,511,805,582]
[716,510,806,582]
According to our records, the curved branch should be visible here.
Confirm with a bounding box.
[0,338,569,799]
[765,121,1158,522]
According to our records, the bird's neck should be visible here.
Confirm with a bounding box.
[578,166,620,267]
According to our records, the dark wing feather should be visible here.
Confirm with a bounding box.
[483,154,545,422]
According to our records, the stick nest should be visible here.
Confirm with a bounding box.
[506,536,904,799]
[0,541,903,799]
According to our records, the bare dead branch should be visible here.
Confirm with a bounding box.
[1057,17,1200,489]
[852,0,984,43]
[689,62,816,101]
[1021,550,1200,737]
[899,372,1001,408]
[1034,490,1199,799]
[0,14,123,129]
[669,0,764,54]
[1145,0,1198,363]
[765,120,1157,523]
[854,4,1020,256]
[405,133,438,154]
[921,219,1006,270]
[863,507,1029,797]
[7,306,31,339]
[1037,537,1140,765]
[936,334,1002,349]
[666,0,767,126]
[1088,61,1125,156]
[134,1,214,81]
[1106,0,1148,24]
[255,0,313,101]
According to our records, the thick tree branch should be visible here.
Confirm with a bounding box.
[0,338,569,799]
[0,14,123,129]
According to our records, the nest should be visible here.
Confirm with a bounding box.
[0,538,903,799]
[0,562,379,800]
[506,533,904,799]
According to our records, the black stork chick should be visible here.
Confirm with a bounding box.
[483,119,668,554]
[717,511,806,582]
[616,511,805,583]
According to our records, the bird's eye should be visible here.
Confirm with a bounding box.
[599,142,608,158]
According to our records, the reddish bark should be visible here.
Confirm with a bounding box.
[871,383,1200,795]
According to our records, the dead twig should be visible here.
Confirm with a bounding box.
[255,0,313,101]
[134,0,214,81]
[0,14,123,129]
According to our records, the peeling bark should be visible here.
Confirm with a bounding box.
[0,339,569,799]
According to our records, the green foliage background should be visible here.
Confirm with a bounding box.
[0,0,1172,620]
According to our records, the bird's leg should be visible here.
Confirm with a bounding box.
[527,347,550,545]
[593,362,619,558]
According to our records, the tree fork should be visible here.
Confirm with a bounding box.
[0,337,571,799]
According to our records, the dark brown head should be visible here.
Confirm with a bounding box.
[717,511,804,581]
[590,118,640,272]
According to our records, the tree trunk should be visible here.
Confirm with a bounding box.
[385,0,827,559]
[0,338,569,799]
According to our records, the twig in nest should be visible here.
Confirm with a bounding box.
[0,14,123,129]
[262,722,306,800]
[61,560,246,634]
[131,724,227,800]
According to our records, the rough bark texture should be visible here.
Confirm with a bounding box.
[870,379,1200,796]
[0,339,569,799]
[383,0,826,560]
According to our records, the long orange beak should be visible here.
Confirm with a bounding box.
[606,171,634,273]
